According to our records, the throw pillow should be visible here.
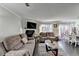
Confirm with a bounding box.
[21,38,28,44]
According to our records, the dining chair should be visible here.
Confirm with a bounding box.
[70,33,77,47]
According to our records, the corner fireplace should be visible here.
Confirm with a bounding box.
[25,30,35,37]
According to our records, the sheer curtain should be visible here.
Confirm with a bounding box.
[39,24,53,32]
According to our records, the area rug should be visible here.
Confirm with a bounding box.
[37,43,67,56]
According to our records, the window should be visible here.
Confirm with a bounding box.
[39,24,53,32]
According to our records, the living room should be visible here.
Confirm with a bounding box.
[0,3,79,56]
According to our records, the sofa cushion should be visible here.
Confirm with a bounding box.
[5,50,29,56]
[20,39,35,56]
[0,42,6,56]
[3,35,23,51]
[40,32,47,37]
[12,42,23,50]
[47,32,54,37]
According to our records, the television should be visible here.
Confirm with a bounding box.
[27,22,36,29]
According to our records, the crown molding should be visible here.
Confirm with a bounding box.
[0,4,21,19]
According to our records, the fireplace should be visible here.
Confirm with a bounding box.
[25,30,35,37]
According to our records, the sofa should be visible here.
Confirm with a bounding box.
[0,34,35,56]
[39,32,58,43]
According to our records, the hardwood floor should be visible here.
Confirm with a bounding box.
[59,40,79,56]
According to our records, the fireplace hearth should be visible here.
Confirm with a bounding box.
[25,30,35,37]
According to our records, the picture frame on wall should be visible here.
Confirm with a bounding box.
[54,24,57,28]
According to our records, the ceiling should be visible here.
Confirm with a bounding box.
[1,3,79,22]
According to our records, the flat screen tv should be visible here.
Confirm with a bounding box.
[27,22,36,29]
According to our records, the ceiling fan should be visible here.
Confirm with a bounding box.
[25,3,30,7]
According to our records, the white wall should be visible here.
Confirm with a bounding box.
[0,6,21,42]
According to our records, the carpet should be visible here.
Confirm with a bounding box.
[37,43,67,56]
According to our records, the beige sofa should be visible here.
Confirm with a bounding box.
[39,32,58,43]
[0,34,35,56]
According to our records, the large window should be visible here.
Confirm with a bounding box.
[59,24,73,39]
[39,24,53,32]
